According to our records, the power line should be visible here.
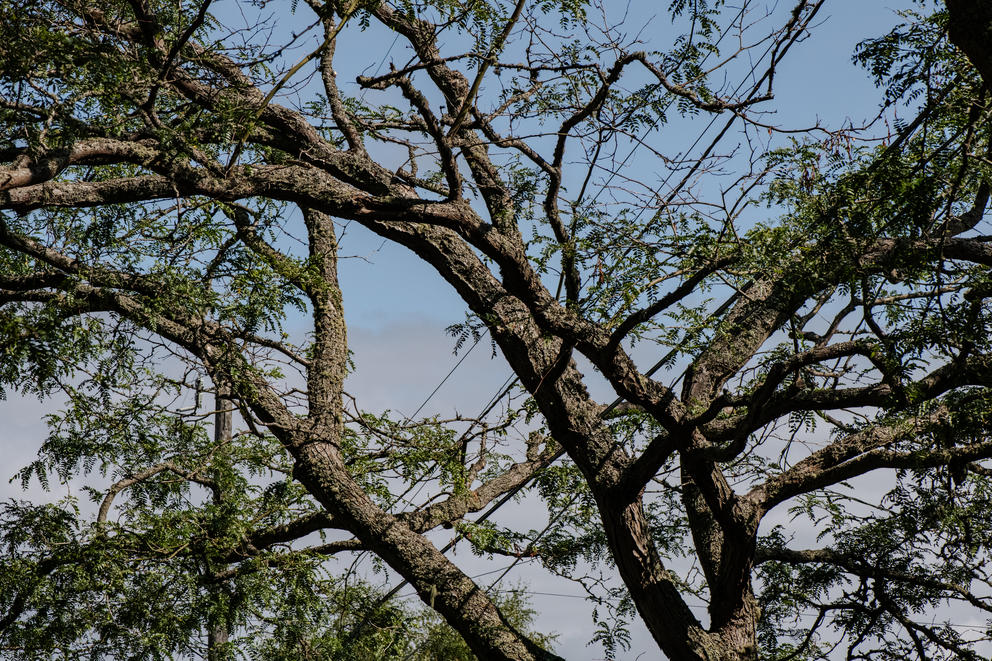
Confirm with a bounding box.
[588,1,825,294]
[405,333,483,421]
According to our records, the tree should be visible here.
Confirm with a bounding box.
[1,0,991,659]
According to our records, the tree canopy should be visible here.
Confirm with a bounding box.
[1,0,992,659]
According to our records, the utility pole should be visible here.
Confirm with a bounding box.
[207,383,233,661]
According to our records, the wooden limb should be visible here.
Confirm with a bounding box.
[97,461,218,524]
[307,0,366,153]
[447,0,528,137]
[756,546,992,614]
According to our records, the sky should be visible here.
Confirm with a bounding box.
[5,1,984,658]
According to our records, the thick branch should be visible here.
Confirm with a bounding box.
[750,405,992,511]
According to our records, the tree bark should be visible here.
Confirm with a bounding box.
[291,440,563,661]
[946,0,992,88]
[284,211,561,661]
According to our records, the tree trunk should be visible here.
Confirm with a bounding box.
[596,492,729,660]
[946,0,992,88]
[289,211,561,661]
[291,440,564,661]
